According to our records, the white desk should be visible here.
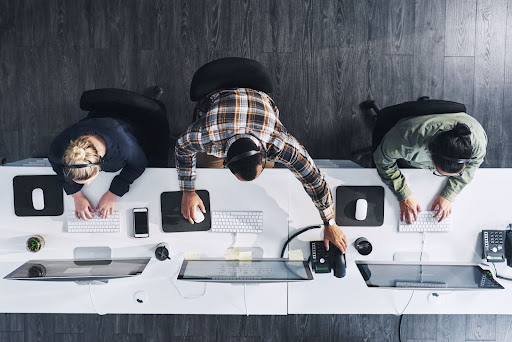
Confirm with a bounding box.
[2,166,512,315]
[0,167,290,314]
[288,169,512,314]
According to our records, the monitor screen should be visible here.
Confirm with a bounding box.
[4,258,150,281]
[356,261,503,289]
[178,259,313,283]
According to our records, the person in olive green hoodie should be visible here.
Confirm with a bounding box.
[373,113,487,224]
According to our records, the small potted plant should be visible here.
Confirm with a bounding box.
[26,235,45,252]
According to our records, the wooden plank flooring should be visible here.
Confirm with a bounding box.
[1,314,512,341]
[0,0,510,165]
[2,0,512,340]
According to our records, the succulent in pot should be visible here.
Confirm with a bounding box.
[26,235,45,252]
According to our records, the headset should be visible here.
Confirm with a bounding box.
[430,152,471,164]
[223,134,267,169]
[63,157,104,169]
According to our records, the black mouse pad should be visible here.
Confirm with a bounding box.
[335,186,384,226]
[160,190,211,232]
[13,175,64,216]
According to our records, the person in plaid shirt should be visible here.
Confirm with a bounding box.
[175,88,347,252]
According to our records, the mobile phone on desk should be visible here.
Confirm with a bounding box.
[133,208,149,238]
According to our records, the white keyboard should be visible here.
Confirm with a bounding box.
[211,211,263,233]
[399,211,451,232]
[66,211,120,233]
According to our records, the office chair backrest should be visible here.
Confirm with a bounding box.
[372,99,467,153]
[80,88,162,114]
[190,57,273,101]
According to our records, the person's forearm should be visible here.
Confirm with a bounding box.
[374,148,411,201]
[440,164,479,201]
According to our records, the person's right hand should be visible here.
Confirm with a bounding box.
[181,191,206,224]
[399,196,421,224]
[71,191,95,220]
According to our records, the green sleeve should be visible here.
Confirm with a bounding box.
[439,137,486,201]
[373,129,412,201]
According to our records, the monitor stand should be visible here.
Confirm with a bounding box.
[73,246,112,285]
[393,251,430,262]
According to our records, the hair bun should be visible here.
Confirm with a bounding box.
[72,146,86,160]
[452,123,471,138]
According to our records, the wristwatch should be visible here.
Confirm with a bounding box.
[324,218,335,226]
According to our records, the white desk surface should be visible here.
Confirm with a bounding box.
[0,167,290,314]
[1,166,512,315]
[288,168,512,314]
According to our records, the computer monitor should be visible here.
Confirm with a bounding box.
[4,258,150,282]
[178,258,313,283]
[356,261,504,290]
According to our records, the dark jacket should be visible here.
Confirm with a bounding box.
[48,117,148,196]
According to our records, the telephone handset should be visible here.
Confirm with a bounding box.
[310,241,346,278]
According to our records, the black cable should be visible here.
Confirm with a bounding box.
[398,315,403,342]
[280,225,321,258]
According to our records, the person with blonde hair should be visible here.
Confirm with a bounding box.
[49,87,169,220]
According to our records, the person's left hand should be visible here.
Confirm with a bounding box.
[96,191,117,218]
[430,195,452,222]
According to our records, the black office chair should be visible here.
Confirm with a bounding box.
[189,57,273,122]
[352,97,467,166]
[80,88,171,167]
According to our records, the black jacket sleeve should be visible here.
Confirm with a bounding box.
[108,142,148,196]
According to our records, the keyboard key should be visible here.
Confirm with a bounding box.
[67,211,120,233]
[398,211,451,232]
[211,211,263,234]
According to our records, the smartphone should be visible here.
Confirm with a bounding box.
[133,208,149,238]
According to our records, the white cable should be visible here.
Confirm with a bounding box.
[169,256,208,299]
[243,283,249,316]
[88,283,106,315]
[398,290,414,316]
[397,232,426,316]
[229,233,238,248]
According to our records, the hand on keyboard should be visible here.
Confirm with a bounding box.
[72,191,95,220]
[96,191,117,218]
[399,196,422,224]
[430,195,452,222]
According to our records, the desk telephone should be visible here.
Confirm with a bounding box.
[482,228,512,266]
[310,241,346,278]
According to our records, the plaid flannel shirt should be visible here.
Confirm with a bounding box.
[175,88,334,222]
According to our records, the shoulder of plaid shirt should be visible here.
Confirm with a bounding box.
[175,88,335,223]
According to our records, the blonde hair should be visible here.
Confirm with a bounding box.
[62,136,101,182]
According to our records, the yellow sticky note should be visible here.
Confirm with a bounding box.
[238,251,252,260]
[184,252,200,260]
[225,248,240,260]
[288,249,304,261]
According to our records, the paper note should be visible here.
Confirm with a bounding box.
[288,249,304,261]
[238,251,252,260]
[225,248,240,260]
[184,252,200,260]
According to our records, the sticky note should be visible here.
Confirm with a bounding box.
[288,249,304,261]
[238,251,252,260]
[184,252,200,260]
[225,248,240,260]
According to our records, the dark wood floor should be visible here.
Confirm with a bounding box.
[1,0,512,340]
[0,313,511,342]
[0,0,511,166]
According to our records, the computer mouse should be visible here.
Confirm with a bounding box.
[193,206,205,223]
[355,198,368,221]
[32,188,44,210]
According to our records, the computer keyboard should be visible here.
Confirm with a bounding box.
[66,211,120,233]
[399,211,451,232]
[211,211,263,233]
[395,281,447,288]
